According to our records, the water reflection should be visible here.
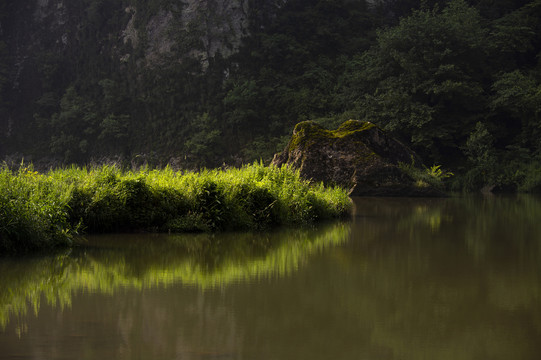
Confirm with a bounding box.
[0,222,350,330]
[348,195,541,359]
[1,195,541,359]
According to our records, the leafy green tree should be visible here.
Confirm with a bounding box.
[50,87,99,163]
[223,0,376,161]
[0,36,9,152]
[465,122,496,169]
[184,113,222,167]
[347,0,490,164]
[222,80,261,145]
[487,0,541,70]
[99,114,130,143]
[0,41,7,101]
[491,70,541,153]
[0,1,12,153]
[95,79,131,154]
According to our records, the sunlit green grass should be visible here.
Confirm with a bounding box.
[0,166,75,253]
[0,162,351,253]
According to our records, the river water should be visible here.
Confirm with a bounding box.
[1,195,540,359]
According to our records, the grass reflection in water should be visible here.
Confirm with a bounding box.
[2,196,541,359]
[0,221,350,329]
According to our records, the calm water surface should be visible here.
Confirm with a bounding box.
[1,195,541,359]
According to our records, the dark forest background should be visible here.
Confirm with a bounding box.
[1,0,540,191]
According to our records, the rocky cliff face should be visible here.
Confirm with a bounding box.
[120,0,251,67]
[0,0,280,158]
[7,0,251,70]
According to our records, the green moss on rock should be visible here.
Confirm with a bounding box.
[289,121,331,152]
[289,120,377,152]
[335,120,376,136]
[273,120,447,197]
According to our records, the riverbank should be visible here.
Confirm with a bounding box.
[0,163,351,254]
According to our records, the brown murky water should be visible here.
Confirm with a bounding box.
[1,195,540,359]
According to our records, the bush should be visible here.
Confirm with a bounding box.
[519,163,541,193]
[398,160,453,191]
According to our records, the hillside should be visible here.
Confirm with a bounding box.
[1,0,540,191]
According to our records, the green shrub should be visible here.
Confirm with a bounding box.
[519,163,541,193]
[193,180,228,231]
[241,186,278,229]
[398,160,453,190]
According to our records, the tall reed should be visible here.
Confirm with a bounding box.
[0,165,75,253]
[0,162,351,253]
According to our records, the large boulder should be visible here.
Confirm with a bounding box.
[271,120,445,196]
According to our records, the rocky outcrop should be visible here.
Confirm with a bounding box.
[6,0,256,72]
[121,0,250,67]
[271,120,446,197]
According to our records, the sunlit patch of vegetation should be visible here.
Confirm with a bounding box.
[0,165,77,253]
[0,162,351,254]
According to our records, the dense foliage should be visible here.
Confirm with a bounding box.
[0,163,351,253]
[1,0,540,191]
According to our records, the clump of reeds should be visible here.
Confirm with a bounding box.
[0,162,351,253]
[0,165,75,253]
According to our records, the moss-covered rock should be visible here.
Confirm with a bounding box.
[272,120,445,197]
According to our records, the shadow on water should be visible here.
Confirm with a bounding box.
[1,195,541,359]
